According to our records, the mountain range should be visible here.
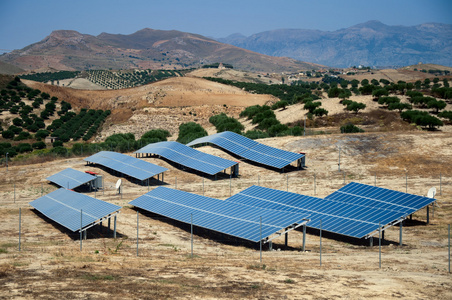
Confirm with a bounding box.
[1,20,451,74]
[0,29,319,73]
[217,21,452,68]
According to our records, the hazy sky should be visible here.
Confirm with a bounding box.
[1,0,451,52]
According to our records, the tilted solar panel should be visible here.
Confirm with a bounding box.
[84,151,168,181]
[46,168,96,190]
[129,186,309,243]
[187,131,304,169]
[135,141,238,176]
[30,188,121,232]
[226,185,404,239]
[325,182,436,216]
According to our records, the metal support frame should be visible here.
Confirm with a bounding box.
[366,217,405,239]
[78,211,121,234]
[262,219,310,244]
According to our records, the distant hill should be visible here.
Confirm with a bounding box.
[217,21,452,68]
[0,29,322,73]
[0,60,24,75]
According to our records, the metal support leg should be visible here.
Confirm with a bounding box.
[427,206,430,224]
[302,224,306,252]
[114,216,117,239]
[285,229,288,247]
[268,241,272,251]
[399,222,403,246]
[369,237,373,247]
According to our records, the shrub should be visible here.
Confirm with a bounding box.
[32,141,46,149]
[16,143,32,153]
[341,123,364,133]
[243,130,269,139]
[209,113,244,133]
[14,131,31,141]
[177,122,207,144]
[2,130,15,139]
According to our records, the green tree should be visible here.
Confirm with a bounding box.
[346,101,366,114]
[304,101,321,113]
[427,99,447,113]
[388,102,412,113]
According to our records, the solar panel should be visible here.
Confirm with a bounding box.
[187,131,304,169]
[135,141,238,176]
[129,186,310,243]
[226,185,405,239]
[46,168,96,190]
[325,182,436,216]
[30,188,121,232]
[84,151,168,181]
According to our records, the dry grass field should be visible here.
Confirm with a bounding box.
[1,71,451,299]
[1,130,451,299]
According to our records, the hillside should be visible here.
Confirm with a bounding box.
[22,77,277,138]
[0,60,24,75]
[0,29,322,73]
[218,21,452,68]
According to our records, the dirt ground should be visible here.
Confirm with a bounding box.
[1,131,451,299]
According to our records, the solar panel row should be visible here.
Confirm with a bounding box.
[84,151,168,181]
[30,188,121,232]
[325,182,435,215]
[226,185,404,238]
[135,141,238,176]
[187,131,304,169]
[129,186,310,243]
[46,168,96,190]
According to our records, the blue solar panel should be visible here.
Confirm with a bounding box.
[325,182,436,216]
[30,188,121,232]
[187,131,304,169]
[84,151,168,181]
[135,141,238,176]
[226,185,405,238]
[46,168,96,190]
[129,186,310,243]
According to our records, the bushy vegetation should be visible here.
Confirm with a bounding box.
[20,71,80,83]
[400,110,443,129]
[177,122,207,144]
[204,77,319,105]
[340,123,364,133]
[209,113,244,134]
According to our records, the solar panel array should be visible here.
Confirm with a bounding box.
[46,168,96,190]
[187,131,303,169]
[325,182,436,216]
[84,151,168,181]
[226,185,405,238]
[30,188,121,232]
[135,141,238,175]
[129,186,310,242]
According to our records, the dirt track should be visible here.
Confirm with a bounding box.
[1,131,451,299]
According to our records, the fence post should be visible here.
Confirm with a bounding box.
[440,172,442,196]
[314,173,316,196]
[80,209,83,251]
[19,208,21,252]
[191,213,193,258]
[286,174,288,192]
[260,216,262,263]
[136,211,139,257]
[379,222,381,269]
[319,219,322,267]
